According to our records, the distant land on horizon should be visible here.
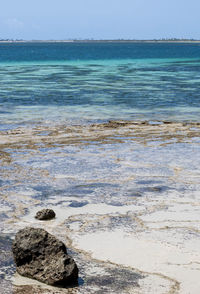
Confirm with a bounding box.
[0,38,200,43]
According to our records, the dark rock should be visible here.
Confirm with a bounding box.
[35,209,56,220]
[12,227,78,287]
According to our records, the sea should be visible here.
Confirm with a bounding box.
[1,42,200,294]
[0,42,200,129]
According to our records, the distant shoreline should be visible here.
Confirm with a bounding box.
[1,39,200,44]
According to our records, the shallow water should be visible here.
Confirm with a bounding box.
[1,42,200,130]
[0,43,200,293]
[0,121,200,293]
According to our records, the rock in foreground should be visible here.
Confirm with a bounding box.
[12,227,78,287]
[35,209,56,220]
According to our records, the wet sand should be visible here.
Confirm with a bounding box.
[0,120,200,293]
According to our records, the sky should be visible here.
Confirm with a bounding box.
[0,0,200,40]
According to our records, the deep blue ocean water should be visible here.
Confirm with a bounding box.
[0,42,200,129]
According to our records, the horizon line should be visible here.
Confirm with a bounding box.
[1,38,200,43]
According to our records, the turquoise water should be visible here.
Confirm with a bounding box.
[1,43,200,293]
[0,42,200,129]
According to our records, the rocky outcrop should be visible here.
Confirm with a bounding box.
[12,227,78,287]
[35,209,56,220]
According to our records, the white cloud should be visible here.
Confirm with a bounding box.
[4,18,24,30]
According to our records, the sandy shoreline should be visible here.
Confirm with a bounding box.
[1,40,200,44]
[0,120,200,293]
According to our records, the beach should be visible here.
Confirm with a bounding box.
[0,42,200,293]
[1,120,200,293]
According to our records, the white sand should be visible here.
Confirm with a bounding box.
[15,195,200,294]
[74,229,200,294]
